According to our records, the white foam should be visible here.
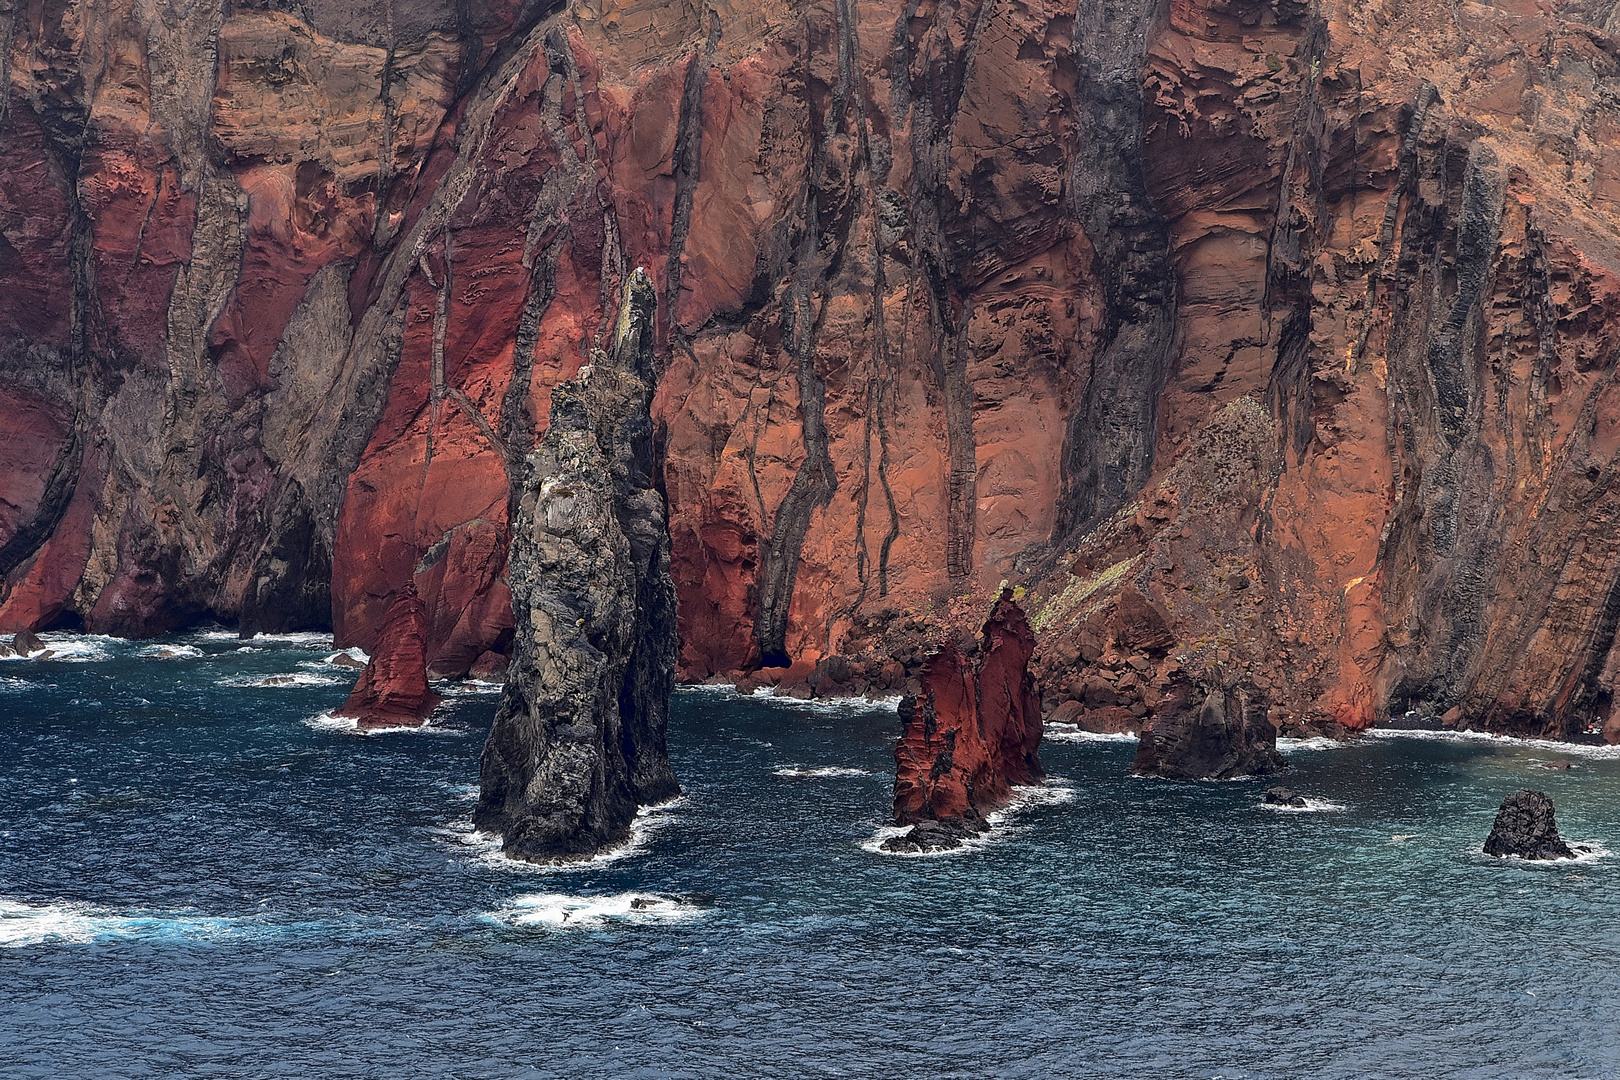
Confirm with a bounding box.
[135,643,203,659]
[0,633,116,663]
[300,710,462,737]
[1044,722,1137,743]
[438,796,688,873]
[194,629,334,647]
[1259,797,1347,813]
[1367,727,1620,760]
[485,891,708,929]
[437,781,480,803]
[0,897,239,947]
[676,684,902,714]
[219,672,349,689]
[1478,840,1611,866]
[861,777,1078,858]
[773,765,873,779]
[1277,736,1344,753]
[435,680,503,696]
[322,647,370,664]
[0,677,31,692]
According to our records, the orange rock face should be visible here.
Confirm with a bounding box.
[334,585,442,729]
[7,0,1620,741]
[894,595,1044,824]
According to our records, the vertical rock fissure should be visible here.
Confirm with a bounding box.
[1054,0,1178,541]
[664,12,721,351]
[751,7,871,668]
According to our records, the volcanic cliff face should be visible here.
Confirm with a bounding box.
[9,0,1620,739]
[472,269,680,863]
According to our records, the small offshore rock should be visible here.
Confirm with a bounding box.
[13,630,45,654]
[1483,790,1574,860]
[1264,786,1307,808]
[327,652,366,670]
[1544,758,1572,771]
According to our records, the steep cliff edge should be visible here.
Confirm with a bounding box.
[9,0,1620,742]
[472,270,680,863]
[885,592,1044,850]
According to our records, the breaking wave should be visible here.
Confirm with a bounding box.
[484,891,710,930]
[862,777,1078,858]
[0,896,241,947]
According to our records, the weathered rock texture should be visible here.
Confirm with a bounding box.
[1483,789,1575,860]
[472,270,680,863]
[11,0,1620,740]
[892,593,1044,827]
[333,583,441,728]
[1133,669,1287,780]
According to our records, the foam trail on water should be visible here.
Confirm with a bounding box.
[0,897,241,947]
[1277,736,1344,753]
[485,891,710,929]
[773,765,873,779]
[1044,723,1137,744]
[135,643,203,659]
[1260,797,1347,813]
[1368,727,1620,760]
[301,711,462,737]
[221,672,349,689]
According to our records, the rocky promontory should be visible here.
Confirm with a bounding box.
[472,270,680,864]
[1484,790,1576,861]
[883,592,1043,851]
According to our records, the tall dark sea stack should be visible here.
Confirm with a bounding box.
[473,269,679,864]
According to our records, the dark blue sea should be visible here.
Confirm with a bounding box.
[3,630,1619,1079]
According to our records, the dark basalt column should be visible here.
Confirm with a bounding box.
[1133,671,1287,781]
[472,269,680,863]
[1484,790,1574,861]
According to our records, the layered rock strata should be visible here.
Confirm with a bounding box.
[333,583,442,729]
[472,270,680,864]
[1133,670,1287,781]
[884,592,1043,851]
[1483,790,1576,861]
[10,0,1620,743]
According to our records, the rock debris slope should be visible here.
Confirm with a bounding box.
[8,0,1620,740]
[473,270,680,863]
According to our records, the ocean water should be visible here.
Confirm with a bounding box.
[3,633,1620,1079]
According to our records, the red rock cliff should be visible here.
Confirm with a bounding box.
[7,0,1620,739]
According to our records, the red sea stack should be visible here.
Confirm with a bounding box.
[335,585,442,729]
[893,593,1044,826]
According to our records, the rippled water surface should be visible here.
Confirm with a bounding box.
[4,633,1620,1078]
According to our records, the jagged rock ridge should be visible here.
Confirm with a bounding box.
[473,269,680,863]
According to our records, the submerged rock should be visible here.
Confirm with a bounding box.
[1265,786,1307,808]
[473,270,680,864]
[880,818,989,854]
[892,592,1045,832]
[1484,790,1575,860]
[1133,672,1286,780]
[334,584,442,729]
